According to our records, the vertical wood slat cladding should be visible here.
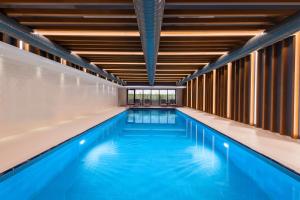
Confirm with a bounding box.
[229,56,251,124]
[197,75,204,111]
[295,33,300,139]
[215,66,228,118]
[1,32,18,47]
[256,36,296,137]
[205,72,214,114]
[182,88,187,106]
[182,34,299,139]
[186,81,190,107]
[192,79,197,109]
[227,63,232,119]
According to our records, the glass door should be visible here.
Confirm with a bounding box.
[127,89,135,105]
[151,90,159,106]
[143,90,151,105]
[167,90,176,105]
[135,90,143,105]
[159,90,168,105]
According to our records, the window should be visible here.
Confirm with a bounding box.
[168,90,176,104]
[143,90,151,105]
[127,89,135,104]
[151,90,159,106]
[127,89,177,106]
[135,90,143,105]
[159,90,168,105]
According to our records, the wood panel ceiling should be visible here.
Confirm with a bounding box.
[0,0,299,85]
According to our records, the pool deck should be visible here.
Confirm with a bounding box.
[0,107,127,174]
[178,107,300,174]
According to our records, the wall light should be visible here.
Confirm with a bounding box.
[19,40,24,50]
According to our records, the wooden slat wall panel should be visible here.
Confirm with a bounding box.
[186,81,190,107]
[295,33,300,139]
[256,36,296,137]
[231,61,238,121]
[229,56,251,123]
[256,49,263,128]
[243,56,251,124]
[182,88,187,106]
[215,65,228,118]
[238,58,244,122]
[192,78,197,109]
[181,35,300,139]
[190,79,193,108]
[285,37,296,136]
[274,42,282,133]
[227,63,232,119]
[205,72,214,114]
[197,75,204,111]
[1,32,18,47]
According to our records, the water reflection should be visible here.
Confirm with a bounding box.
[127,109,176,124]
[85,142,118,168]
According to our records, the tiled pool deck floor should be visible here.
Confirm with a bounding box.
[0,107,127,173]
[178,107,300,174]
[0,106,300,175]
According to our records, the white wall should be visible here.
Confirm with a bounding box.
[0,42,119,138]
[118,87,127,106]
[0,42,122,172]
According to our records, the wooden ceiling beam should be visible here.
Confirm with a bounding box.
[108,70,194,73]
[68,48,230,52]
[58,41,241,45]
[0,0,132,3]
[16,16,275,24]
[3,8,296,17]
[31,26,139,31]
[163,9,296,17]
[48,36,251,42]
[1,0,297,3]
[34,29,262,37]
[114,73,189,76]
[17,17,137,23]
[4,8,135,17]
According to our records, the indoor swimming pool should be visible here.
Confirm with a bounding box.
[0,109,299,200]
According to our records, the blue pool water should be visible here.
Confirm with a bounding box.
[0,109,299,200]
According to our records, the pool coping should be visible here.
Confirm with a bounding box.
[177,107,300,177]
